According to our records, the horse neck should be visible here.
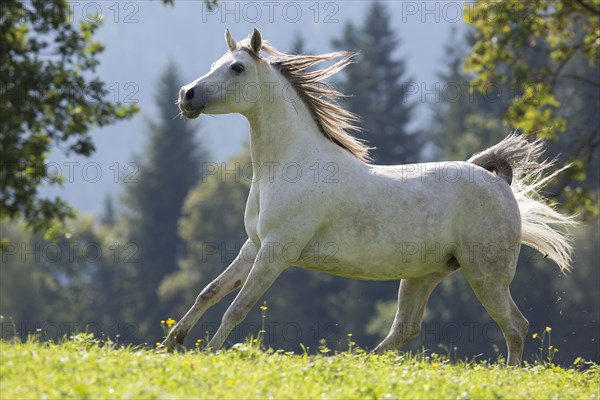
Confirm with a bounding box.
[243,73,323,166]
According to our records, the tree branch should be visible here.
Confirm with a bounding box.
[550,125,600,197]
[557,73,600,88]
[574,0,600,15]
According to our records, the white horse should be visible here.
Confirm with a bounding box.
[160,29,575,365]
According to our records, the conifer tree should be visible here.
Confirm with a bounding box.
[332,1,420,164]
[123,61,207,337]
[290,32,307,54]
[427,28,507,161]
[326,0,419,348]
[100,195,116,226]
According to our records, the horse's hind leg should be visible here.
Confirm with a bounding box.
[462,257,528,366]
[467,280,528,366]
[158,239,257,351]
[373,271,451,354]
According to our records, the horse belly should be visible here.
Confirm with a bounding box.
[295,233,453,280]
[294,185,459,280]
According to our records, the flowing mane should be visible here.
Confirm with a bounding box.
[239,41,372,162]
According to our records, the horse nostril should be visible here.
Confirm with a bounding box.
[185,88,195,101]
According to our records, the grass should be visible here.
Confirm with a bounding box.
[2,335,599,399]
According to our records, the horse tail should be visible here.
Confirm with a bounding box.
[467,133,577,273]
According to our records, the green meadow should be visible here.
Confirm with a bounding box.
[1,336,598,399]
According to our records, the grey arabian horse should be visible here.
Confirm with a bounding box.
[159,29,575,365]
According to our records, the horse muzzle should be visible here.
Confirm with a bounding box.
[178,102,203,119]
[178,84,211,118]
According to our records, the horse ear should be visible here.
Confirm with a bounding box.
[225,29,237,52]
[250,28,262,55]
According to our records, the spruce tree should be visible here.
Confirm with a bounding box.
[100,195,116,226]
[290,32,307,54]
[332,1,420,164]
[427,28,507,161]
[325,0,419,349]
[123,61,206,338]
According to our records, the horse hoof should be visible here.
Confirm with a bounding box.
[371,342,394,355]
[157,337,176,352]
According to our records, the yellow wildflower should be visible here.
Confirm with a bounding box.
[532,333,538,339]
[182,360,190,366]
[545,326,552,332]
[166,318,176,327]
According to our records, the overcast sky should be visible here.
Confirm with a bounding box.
[43,1,466,215]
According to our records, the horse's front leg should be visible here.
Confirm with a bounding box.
[207,241,288,351]
[158,239,258,351]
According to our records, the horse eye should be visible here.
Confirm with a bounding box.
[231,62,245,74]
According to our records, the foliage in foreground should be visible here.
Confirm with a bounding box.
[465,0,600,217]
[1,0,138,233]
[1,338,598,399]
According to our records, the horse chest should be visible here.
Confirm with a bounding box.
[244,180,326,247]
[244,184,260,244]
